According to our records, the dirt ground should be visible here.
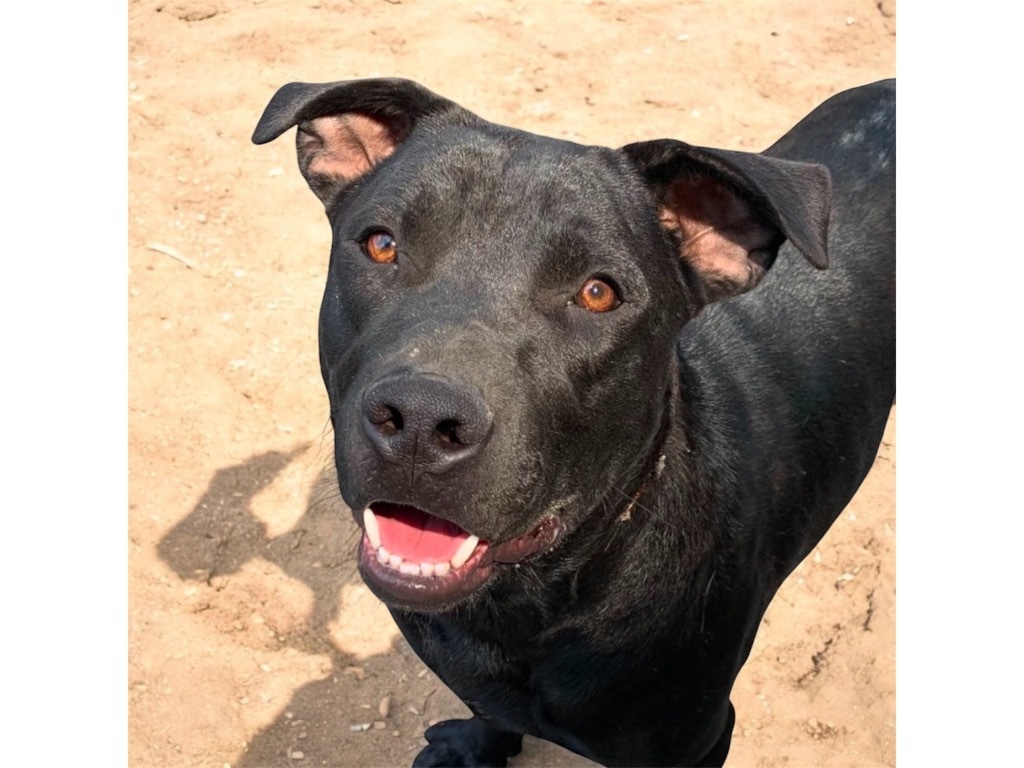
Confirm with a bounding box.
[127,1,896,766]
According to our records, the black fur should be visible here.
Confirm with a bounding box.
[253,78,895,767]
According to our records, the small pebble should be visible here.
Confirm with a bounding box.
[373,721,387,730]
[290,750,304,760]
[260,664,272,673]
[379,695,391,718]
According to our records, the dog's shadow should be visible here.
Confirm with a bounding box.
[157,447,594,767]
[156,447,407,760]
[157,444,362,639]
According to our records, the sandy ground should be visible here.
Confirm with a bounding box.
[127,1,896,765]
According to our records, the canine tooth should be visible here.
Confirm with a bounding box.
[434,561,450,577]
[388,554,403,569]
[363,508,381,549]
[376,546,390,565]
[420,562,435,577]
[450,535,479,569]
[399,561,421,576]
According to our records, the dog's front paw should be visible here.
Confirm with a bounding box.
[412,718,523,768]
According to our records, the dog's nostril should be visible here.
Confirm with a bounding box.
[380,413,403,436]
[368,404,404,435]
[435,419,464,446]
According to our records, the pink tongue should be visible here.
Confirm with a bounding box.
[372,503,472,563]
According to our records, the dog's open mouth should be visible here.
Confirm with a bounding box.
[357,501,563,608]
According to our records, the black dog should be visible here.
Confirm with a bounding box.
[253,77,895,767]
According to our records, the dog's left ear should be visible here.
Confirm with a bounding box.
[622,140,831,304]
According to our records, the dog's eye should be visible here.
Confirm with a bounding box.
[575,277,621,313]
[362,231,398,264]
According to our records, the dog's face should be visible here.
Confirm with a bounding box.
[254,79,830,611]
[320,126,695,609]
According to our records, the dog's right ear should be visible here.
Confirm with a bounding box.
[253,78,475,208]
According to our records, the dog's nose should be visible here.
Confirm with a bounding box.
[361,373,493,472]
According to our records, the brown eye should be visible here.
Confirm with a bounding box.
[576,277,621,313]
[363,231,398,264]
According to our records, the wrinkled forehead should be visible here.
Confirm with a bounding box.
[345,124,641,234]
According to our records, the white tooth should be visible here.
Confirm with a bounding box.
[449,535,479,570]
[399,561,421,576]
[388,554,403,569]
[377,546,390,565]
[420,562,435,577]
[363,508,382,549]
[434,561,450,577]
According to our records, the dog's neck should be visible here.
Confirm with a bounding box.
[615,386,676,522]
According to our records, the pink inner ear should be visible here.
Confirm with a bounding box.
[299,112,405,186]
[660,176,776,291]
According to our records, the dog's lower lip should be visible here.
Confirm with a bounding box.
[489,515,564,563]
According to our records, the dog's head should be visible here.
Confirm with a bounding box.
[254,78,830,611]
